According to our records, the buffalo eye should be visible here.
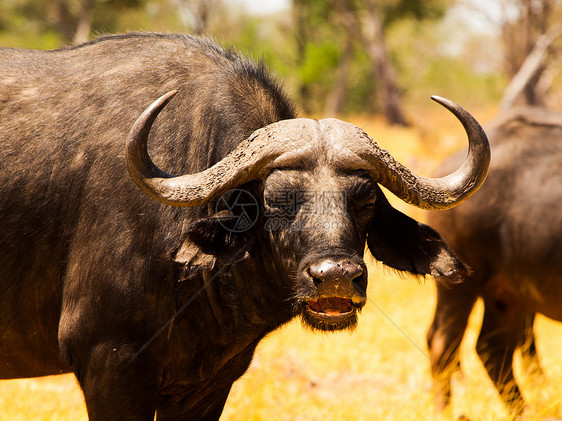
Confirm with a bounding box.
[361,200,377,211]
[350,190,379,217]
[346,173,379,207]
[263,194,282,211]
[263,188,299,218]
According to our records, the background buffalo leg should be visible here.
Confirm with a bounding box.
[427,280,478,410]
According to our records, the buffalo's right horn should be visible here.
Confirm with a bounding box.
[357,96,490,210]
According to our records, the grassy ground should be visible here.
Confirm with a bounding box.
[1,277,560,420]
[221,279,562,421]
[1,110,560,420]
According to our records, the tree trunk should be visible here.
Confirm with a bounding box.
[292,0,313,114]
[499,0,559,108]
[53,1,76,44]
[324,37,352,116]
[361,0,408,126]
[189,0,214,35]
[73,0,96,45]
[500,23,561,110]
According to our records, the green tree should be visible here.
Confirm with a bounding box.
[0,0,148,48]
[291,0,448,122]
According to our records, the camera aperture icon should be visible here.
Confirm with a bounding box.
[215,189,260,233]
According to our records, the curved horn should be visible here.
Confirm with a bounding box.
[360,96,490,210]
[126,91,302,207]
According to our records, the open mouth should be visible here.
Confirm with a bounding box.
[307,297,354,316]
[302,297,358,331]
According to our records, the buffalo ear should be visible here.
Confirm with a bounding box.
[366,199,470,283]
[173,211,255,268]
[173,239,216,268]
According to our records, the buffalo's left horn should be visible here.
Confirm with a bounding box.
[359,96,490,210]
[126,91,306,207]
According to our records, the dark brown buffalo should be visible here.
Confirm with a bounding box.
[0,33,489,420]
[426,106,562,414]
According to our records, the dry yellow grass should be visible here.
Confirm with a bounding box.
[221,277,561,421]
[1,275,559,420]
[1,111,560,420]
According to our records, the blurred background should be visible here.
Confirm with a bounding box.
[1,0,561,118]
[0,1,561,420]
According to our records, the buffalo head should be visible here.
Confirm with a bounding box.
[126,91,490,331]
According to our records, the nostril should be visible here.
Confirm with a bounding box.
[307,267,323,286]
[353,266,363,277]
[308,260,335,280]
[341,261,363,282]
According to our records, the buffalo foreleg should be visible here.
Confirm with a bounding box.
[68,340,162,421]
[156,385,233,421]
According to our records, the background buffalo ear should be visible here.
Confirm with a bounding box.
[366,199,470,283]
[173,211,255,268]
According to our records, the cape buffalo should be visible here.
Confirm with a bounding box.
[426,106,562,414]
[0,33,489,420]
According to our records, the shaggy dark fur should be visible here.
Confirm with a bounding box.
[0,33,464,420]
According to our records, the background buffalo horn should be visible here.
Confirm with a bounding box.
[359,95,490,210]
[126,90,303,207]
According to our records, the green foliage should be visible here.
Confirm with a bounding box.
[0,31,61,50]
[382,0,448,27]
[344,49,377,114]
[420,58,505,107]
[0,0,152,47]
[0,0,515,115]
[0,0,62,49]
[288,0,459,115]
[298,41,340,85]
